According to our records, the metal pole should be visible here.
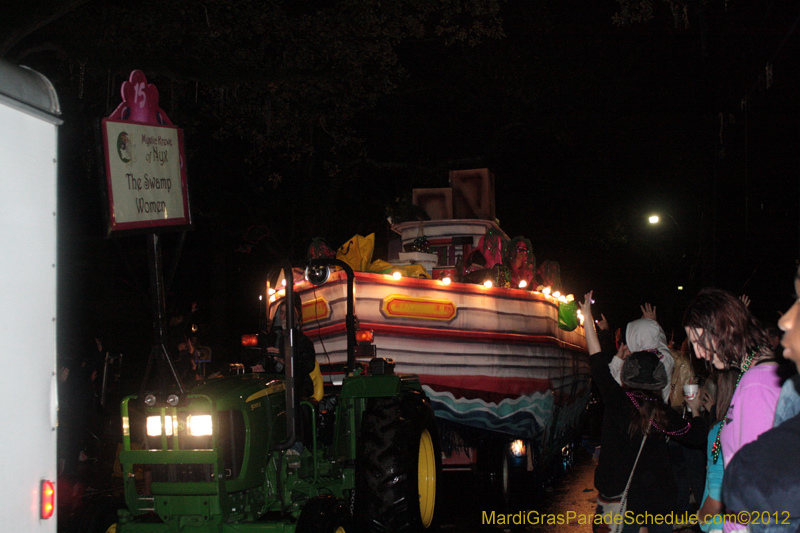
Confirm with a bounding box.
[141,233,184,397]
[274,261,297,451]
[100,352,110,408]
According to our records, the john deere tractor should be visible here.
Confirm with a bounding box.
[116,259,440,533]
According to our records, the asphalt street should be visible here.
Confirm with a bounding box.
[437,446,599,533]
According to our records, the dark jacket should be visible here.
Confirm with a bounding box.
[591,351,707,517]
[722,411,800,532]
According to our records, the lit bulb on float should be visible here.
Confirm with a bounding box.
[518,279,528,289]
[510,439,525,456]
[483,280,493,289]
[553,291,561,299]
[542,287,551,296]
[392,271,402,280]
[566,294,574,302]
[442,276,452,286]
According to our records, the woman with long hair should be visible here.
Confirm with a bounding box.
[718,268,800,533]
[581,292,707,533]
[683,288,781,533]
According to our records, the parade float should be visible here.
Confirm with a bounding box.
[268,169,590,492]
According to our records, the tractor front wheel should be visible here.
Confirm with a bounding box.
[295,494,353,533]
[68,496,123,533]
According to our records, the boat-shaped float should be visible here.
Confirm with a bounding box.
[283,170,590,472]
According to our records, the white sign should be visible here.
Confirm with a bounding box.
[102,119,190,232]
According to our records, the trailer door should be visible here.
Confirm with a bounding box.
[0,58,61,532]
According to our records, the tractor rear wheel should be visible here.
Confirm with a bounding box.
[296,494,353,533]
[355,390,441,532]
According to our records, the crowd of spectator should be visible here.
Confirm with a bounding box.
[584,267,800,533]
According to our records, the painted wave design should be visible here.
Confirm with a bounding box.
[423,385,555,439]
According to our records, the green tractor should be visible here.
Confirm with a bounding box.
[117,259,441,533]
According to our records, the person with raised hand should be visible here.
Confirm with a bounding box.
[581,292,706,533]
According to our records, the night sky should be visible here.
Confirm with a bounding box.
[3,0,799,375]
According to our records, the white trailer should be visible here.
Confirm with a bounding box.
[0,58,61,531]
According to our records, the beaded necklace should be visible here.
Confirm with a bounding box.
[710,350,757,464]
[626,392,692,436]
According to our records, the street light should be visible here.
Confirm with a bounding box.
[647,213,682,234]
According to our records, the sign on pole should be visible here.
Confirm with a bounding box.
[99,70,190,396]
[101,70,190,233]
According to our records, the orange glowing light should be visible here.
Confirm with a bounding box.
[241,334,258,347]
[355,330,374,343]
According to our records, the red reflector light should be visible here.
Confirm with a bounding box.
[355,330,374,343]
[241,334,259,347]
[41,480,55,519]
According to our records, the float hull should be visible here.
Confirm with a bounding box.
[293,270,590,463]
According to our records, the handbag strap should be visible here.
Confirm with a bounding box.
[622,433,648,497]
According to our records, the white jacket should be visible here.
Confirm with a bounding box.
[609,317,674,402]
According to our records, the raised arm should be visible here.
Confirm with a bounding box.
[579,291,601,355]
[640,302,657,321]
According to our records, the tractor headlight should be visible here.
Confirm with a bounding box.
[187,414,213,436]
[146,415,177,437]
